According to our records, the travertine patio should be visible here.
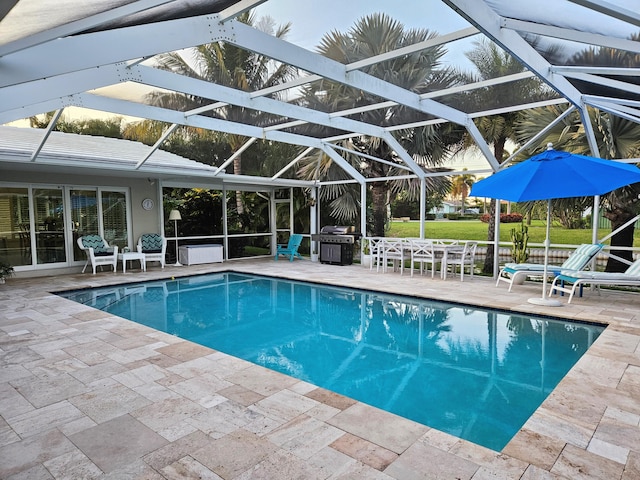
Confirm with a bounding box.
[1,258,639,479]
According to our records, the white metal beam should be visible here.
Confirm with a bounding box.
[501,18,640,54]
[567,0,640,28]
[0,0,176,58]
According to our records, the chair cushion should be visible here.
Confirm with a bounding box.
[82,235,108,254]
[94,249,114,257]
[140,234,163,253]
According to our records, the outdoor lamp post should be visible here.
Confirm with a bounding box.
[168,209,182,267]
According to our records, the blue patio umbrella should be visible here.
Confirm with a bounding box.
[470,144,640,306]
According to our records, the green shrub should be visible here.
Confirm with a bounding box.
[480,213,524,223]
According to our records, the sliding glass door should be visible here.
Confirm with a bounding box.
[0,184,130,270]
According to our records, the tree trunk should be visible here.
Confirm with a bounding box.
[371,183,388,237]
[604,208,636,272]
[233,154,243,216]
[483,198,497,274]
[483,136,507,275]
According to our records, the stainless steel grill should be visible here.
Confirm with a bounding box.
[311,226,359,265]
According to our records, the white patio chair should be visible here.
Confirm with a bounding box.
[77,235,118,274]
[443,241,478,281]
[137,233,167,269]
[409,239,438,277]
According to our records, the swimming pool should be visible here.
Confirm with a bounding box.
[58,272,604,451]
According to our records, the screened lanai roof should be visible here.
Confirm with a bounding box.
[0,0,639,186]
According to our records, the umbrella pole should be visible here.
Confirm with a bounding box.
[528,199,562,307]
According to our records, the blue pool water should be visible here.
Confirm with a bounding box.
[58,272,604,451]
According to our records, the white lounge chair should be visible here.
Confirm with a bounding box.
[496,243,603,292]
[77,235,118,274]
[549,258,640,303]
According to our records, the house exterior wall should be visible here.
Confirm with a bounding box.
[1,170,164,277]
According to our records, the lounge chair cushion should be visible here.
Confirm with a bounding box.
[139,234,163,253]
[81,235,109,254]
[504,244,603,273]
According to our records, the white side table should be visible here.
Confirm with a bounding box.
[118,252,146,273]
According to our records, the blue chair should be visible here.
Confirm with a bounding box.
[275,234,304,262]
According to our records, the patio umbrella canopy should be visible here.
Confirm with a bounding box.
[470,144,640,306]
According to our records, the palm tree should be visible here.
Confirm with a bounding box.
[458,39,551,273]
[296,13,460,236]
[146,12,297,215]
[450,170,475,212]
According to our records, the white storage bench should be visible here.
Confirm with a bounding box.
[178,244,224,265]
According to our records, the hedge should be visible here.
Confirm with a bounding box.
[479,213,524,223]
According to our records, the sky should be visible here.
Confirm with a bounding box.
[253,0,477,69]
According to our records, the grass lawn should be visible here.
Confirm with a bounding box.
[387,220,640,247]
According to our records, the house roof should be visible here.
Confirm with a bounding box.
[0,125,312,189]
[1,0,638,185]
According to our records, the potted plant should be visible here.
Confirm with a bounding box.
[0,262,14,284]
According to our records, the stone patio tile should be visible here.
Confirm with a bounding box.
[68,359,127,385]
[112,363,167,388]
[100,459,166,480]
[330,432,398,471]
[187,399,264,439]
[0,364,32,385]
[307,445,357,477]
[143,430,217,472]
[168,374,233,406]
[69,382,152,424]
[305,387,358,411]
[503,428,565,471]
[0,381,35,419]
[603,406,640,426]
[43,450,102,479]
[450,440,528,478]
[166,356,220,379]
[420,428,461,451]
[161,456,223,480]
[384,441,478,480]
[551,444,624,480]
[7,400,85,438]
[10,372,88,408]
[571,355,628,389]
[267,414,345,460]
[0,429,76,478]
[235,448,328,480]
[5,464,54,480]
[622,451,640,480]
[191,428,279,478]
[618,365,640,398]
[218,383,265,406]
[523,407,594,449]
[520,464,566,479]
[250,388,320,423]
[130,396,204,434]
[587,437,629,464]
[327,402,428,454]
[69,414,168,474]
[157,341,216,362]
[593,418,640,452]
[225,364,298,396]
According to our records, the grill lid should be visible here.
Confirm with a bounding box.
[319,225,355,235]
